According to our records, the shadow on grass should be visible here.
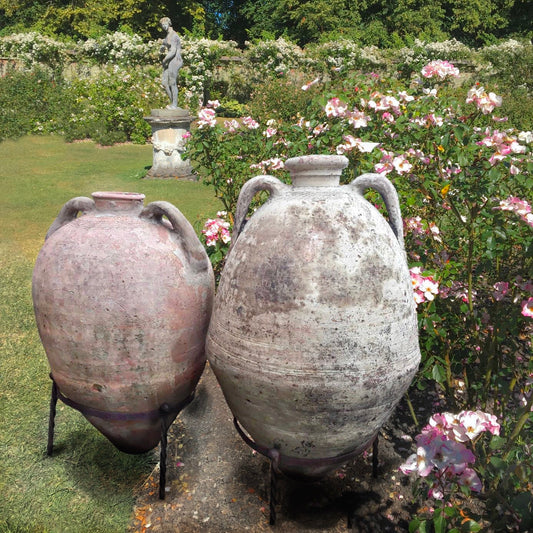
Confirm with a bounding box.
[48,424,157,497]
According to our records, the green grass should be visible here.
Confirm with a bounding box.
[0,136,221,532]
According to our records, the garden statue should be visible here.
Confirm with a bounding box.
[160,17,183,109]
[143,17,193,179]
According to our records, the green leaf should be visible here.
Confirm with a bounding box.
[460,484,472,496]
[453,124,466,143]
[488,166,501,182]
[432,364,446,384]
[457,152,470,166]
[512,492,533,520]
[409,518,421,533]
[443,506,456,517]
[490,456,506,470]
[466,520,482,532]
[494,228,507,240]
[489,435,507,450]
[434,514,446,533]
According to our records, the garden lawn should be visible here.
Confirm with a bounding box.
[0,135,221,533]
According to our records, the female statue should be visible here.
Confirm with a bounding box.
[160,17,183,109]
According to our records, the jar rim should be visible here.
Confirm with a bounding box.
[92,191,145,201]
[285,154,349,172]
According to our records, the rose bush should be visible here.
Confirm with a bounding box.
[186,61,532,529]
[65,66,161,144]
[200,210,233,281]
[400,410,500,531]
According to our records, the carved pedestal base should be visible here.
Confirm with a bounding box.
[144,108,195,180]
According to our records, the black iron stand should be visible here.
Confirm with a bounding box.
[46,374,193,500]
[233,417,380,527]
[269,459,279,526]
[47,378,59,456]
[158,403,174,500]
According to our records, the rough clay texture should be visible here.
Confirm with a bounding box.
[207,163,420,478]
[32,193,214,453]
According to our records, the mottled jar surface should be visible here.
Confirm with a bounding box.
[207,155,420,478]
[33,192,214,453]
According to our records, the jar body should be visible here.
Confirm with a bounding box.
[33,193,214,453]
[207,157,420,477]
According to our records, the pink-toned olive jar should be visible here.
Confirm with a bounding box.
[33,192,214,453]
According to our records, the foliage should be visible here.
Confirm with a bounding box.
[0,32,242,145]
[0,0,198,40]
[216,99,249,118]
[180,37,239,108]
[244,37,308,82]
[1,0,531,46]
[446,0,516,43]
[0,68,76,141]
[65,66,161,144]
[394,39,474,80]
[185,63,533,528]
[248,73,317,122]
[0,32,69,71]
[211,66,253,105]
[80,31,157,65]
[273,0,361,46]
[400,410,500,531]
[200,211,233,281]
[185,106,269,212]
[306,40,388,75]
[238,0,529,46]
[0,32,531,139]
[476,40,533,130]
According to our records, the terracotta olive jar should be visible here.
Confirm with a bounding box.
[207,155,421,478]
[32,192,214,454]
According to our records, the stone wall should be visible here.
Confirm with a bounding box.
[0,57,20,77]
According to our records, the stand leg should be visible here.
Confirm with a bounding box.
[347,509,355,530]
[372,435,379,478]
[269,462,278,526]
[47,379,58,456]
[159,405,170,500]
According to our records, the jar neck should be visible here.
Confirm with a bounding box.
[92,192,145,214]
[285,155,348,187]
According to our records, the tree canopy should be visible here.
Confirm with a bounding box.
[0,0,531,45]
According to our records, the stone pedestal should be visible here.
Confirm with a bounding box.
[144,108,195,179]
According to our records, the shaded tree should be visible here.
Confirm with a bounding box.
[447,0,516,43]
[0,0,531,46]
[391,0,449,42]
[242,0,362,45]
[0,0,200,39]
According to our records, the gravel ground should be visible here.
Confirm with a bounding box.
[130,363,424,532]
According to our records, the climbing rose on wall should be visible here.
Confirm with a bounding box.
[421,60,460,79]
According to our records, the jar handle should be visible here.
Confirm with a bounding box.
[351,173,405,250]
[45,197,95,240]
[140,201,210,272]
[233,175,287,243]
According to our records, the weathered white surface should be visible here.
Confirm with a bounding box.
[207,155,421,477]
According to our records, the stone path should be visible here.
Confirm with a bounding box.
[130,364,415,532]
